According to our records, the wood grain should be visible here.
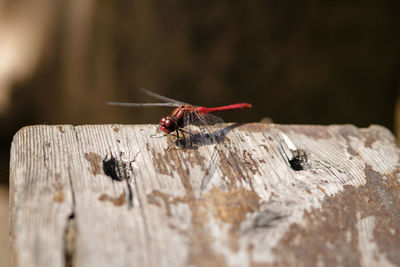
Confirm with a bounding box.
[9,123,400,267]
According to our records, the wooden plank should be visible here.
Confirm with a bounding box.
[0,186,9,267]
[10,126,76,267]
[10,123,400,267]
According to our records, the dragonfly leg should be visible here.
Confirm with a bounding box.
[150,128,168,138]
[175,129,186,148]
[166,130,186,151]
[150,132,168,138]
[178,128,194,136]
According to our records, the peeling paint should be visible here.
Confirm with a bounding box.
[146,185,262,266]
[58,126,65,133]
[84,152,102,175]
[53,173,65,203]
[53,191,65,203]
[98,192,126,206]
[357,216,396,267]
[150,149,174,176]
[286,125,333,140]
[272,164,400,266]
[10,124,400,267]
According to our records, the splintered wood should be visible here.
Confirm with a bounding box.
[9,123,400,267]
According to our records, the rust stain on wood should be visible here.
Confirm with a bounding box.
[53,173,65,203]
[204,187,260,228]
[147,189,188,217]
[150,144,208,177]
[190,187,261,265]
[53,191,65,203]
[215,146,259,190]
[274,164,400,266]
[146,189,217,264]
[150,149,173,176]
[99,191,126,206]
[316,186,327,196]
[84,152,102,175]
[204,187,261,252]
[368,166,400,264]
[146,134,267,265]
[57,126,65,133]
[147,185,262,263]
[241,150,262,176]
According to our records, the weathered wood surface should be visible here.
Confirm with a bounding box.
[0,186,9,267]
[9,123,400,267]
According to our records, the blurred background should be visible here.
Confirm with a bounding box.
[0,0,399,265]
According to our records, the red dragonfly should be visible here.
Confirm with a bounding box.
[108,88,252,147]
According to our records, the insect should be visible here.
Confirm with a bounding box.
[108,88,252,147]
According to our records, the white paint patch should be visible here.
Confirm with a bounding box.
[349,136,399,174]
[208,214,250,267]
[279,132,297,151]
[356,216,396,267]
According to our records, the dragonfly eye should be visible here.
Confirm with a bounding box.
[159,117,175,134]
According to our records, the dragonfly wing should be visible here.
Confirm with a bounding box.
[107,102,180,107]
[180,110,226,147]
[183,111,224,135]
[140,88,189,105]
[192,112,224,126]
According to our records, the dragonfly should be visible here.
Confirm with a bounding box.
[107,88,252,147]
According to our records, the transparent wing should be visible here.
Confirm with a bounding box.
[183,111,224,131]
[140,88,189,105]
[107,102,180,107]
[194,112,224,126]
[181,111,225,147]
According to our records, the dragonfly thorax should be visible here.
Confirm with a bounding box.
[159,116,178,134]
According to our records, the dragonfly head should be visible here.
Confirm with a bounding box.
[159,116,176,134]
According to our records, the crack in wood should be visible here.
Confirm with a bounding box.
[64,213,76,267]
[62,126,79,267]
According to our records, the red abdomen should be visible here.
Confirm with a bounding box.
[196,103,252,114]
